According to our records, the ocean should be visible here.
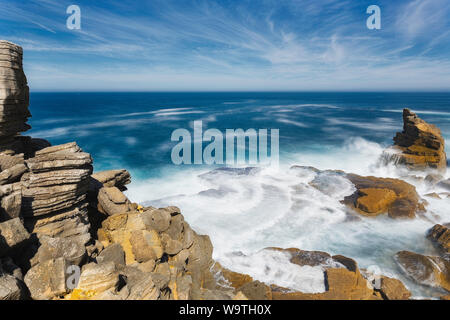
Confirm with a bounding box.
[28,92,450,298]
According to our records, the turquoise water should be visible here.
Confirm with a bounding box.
[28,92,450,298]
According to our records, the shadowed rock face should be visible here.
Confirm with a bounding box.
[395,251,450,292]
[387,109,447,172]
[427,224,450,258]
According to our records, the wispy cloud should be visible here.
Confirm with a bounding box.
[1,0,450,91]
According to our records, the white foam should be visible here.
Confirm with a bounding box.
[126,136,450,298]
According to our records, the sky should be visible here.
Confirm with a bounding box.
[1,0,450,91]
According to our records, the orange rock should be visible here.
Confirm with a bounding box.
[344,174,421,219]
[388,109,447,172]
[378,277,411,300]
[355,188,397,215]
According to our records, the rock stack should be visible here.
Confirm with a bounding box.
[0,41,31,155]
[383,109,447,172]
[21,142,93,245]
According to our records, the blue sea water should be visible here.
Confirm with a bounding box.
[27,92,450,297]
[28,92,450,177]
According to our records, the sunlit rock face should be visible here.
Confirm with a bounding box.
[384,108,447,173]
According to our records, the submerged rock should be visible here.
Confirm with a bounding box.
[427,224,450,258]
[395,250,450,292]
[383,109,447,172]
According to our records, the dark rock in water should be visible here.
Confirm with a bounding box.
[238,280,272,300]
[427,224,450,258]
[76,261,121,295]
[0,163,26,185]
[266,247,336,267]
[199,167,261,181]
[395,250,450,292]
[383,109,447,172]
[425,173,444,186]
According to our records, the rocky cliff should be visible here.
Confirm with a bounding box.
[383,108,447,172]
[0,40,449,301]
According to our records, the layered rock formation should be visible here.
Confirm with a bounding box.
[21,143,93,245]
[0,41,30,153]
[383,109,447,172]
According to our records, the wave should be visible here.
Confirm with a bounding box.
[126,137,450,298]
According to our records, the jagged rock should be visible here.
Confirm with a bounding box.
[37,235,86,266]
[76,262,120,295]
[137,259,156,273]
[0,163,26,185]
[213,262,253,289]
[142,207,172,232]
[21,142,93,244]
[168,274,193,300]
[0,274,24,300]
[425,173,444,186]
[96,243,125,267]
[24,204,91,245]
[383,109,447,172]
[120,266,160,300]
[1,257,24,281]
[91,169,131,190]
[438,179,450,191]
[0,217,30,256]
[343,174,422,219]
[130,230,164,262]
[86,240,103,259]
[161,233,183,255]
[0,182,21,221]
[0,153,24,170]
[377,276,411,300]
[0,257,26,300]
[395,250,450,292]
[265,249,380,300]
[97,187,133,216]
[24,257,67,300]
[427,224,450,258]
[238,281,272,300]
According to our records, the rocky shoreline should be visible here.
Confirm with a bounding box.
[0,40,449,300]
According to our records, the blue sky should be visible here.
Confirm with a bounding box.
[1,0,450,91]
